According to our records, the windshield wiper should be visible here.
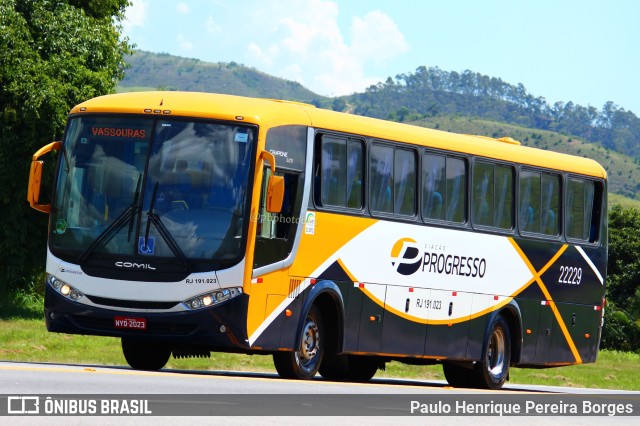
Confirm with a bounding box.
[144,181,192,273]
[128,174,143,241]
[78,175,142,264]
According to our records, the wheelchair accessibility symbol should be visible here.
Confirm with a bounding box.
[138,236,155,255]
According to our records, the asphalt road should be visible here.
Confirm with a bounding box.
[1,361,638,425]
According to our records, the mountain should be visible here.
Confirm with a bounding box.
[119,51,326,103]
[119,51,640,201]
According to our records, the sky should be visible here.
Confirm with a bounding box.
[122,0,640,114]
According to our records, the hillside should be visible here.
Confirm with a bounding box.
[408,116,640,199]
[347,67,640,161]
[119,51,640,202]
[119,51,326,103]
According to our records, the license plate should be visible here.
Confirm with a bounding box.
[114,316,147,330]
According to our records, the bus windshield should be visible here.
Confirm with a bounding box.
[50,115,256,266]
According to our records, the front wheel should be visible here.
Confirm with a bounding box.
[442,362,476,388]
[273,305,324,380]
[121,337,171,371]
[319,355,380,382]
[475,315,511,389]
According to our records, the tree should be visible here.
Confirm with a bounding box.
[601,205,640,352]
[0,0,132,291]
[332,98,346,112]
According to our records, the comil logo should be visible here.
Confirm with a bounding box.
[390,238,422,275]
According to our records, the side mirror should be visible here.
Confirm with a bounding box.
[260,150,284,213]
[27,141,60,213]
[266,175,284,213]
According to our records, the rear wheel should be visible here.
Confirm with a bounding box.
[474,315,511,389]
[121,338,171,371]
[273,305,324,379]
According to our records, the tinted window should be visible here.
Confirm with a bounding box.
[422,154,467,223]
[371,144,416,216]
[445,157,467,223]
[370,145,394,213]
[519,170,560,236]
[473,161,513,229]
[566,178,595,241]
[317,136,363,209]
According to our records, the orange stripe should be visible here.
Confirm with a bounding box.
[508,239,582,364]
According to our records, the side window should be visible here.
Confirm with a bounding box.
[495,165,514,229]
[255,124,308,268]
[473,162,494,227]
[446,157,467,223]
[254,167,303,268]
[370,145,394,213]
[316,136,363,209]
[473,161,513,229]
[566,178,595,241]
[394,148,416,216]
[423,153,467,223]
[370,144,416,216]
[422,154,446,220]
[541,173,560,235]
[519,170,560,236]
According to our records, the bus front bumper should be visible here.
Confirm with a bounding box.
[44,285,250,350]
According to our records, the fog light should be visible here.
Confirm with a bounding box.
[216,289,230,302]
[69,289,81,301]
[46,274,84,302]
[50,277,62,289]
[182,287,243,311]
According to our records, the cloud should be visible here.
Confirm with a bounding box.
[123,0,148,33]
[242,0,409,96]
[176,2,191,14]
[350,10,410,64]
[177,34,193,52]
[205,16,221,34]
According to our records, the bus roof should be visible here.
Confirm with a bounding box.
[71,91,607,179]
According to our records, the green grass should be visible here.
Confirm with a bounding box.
[1,317,638,390]
[1,287,638,390]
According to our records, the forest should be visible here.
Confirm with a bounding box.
[349,66,640,161]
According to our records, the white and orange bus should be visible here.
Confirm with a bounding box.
[28,91,607,389]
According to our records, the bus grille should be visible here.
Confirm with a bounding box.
[289,279,302,298]
[86,295,179,310]
[68,315,197,335]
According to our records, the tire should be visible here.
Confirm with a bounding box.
[318,352,346,381]
[273,305,324,380]
[319,355,379,382]
[442,362,477,388]
[121,337,171,371]
[474,315,511,389]
[345,355,379,382]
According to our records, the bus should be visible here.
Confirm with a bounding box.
[28,91,607,389]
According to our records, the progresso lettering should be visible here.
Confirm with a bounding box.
[422,252,486,278]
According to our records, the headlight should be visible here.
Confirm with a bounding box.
[46,273,84,302]
[183,287,242,311]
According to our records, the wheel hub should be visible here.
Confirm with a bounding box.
[487,328,505,379]
[299,322,319,362]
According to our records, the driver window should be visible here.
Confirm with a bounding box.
[254,167,302,268]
